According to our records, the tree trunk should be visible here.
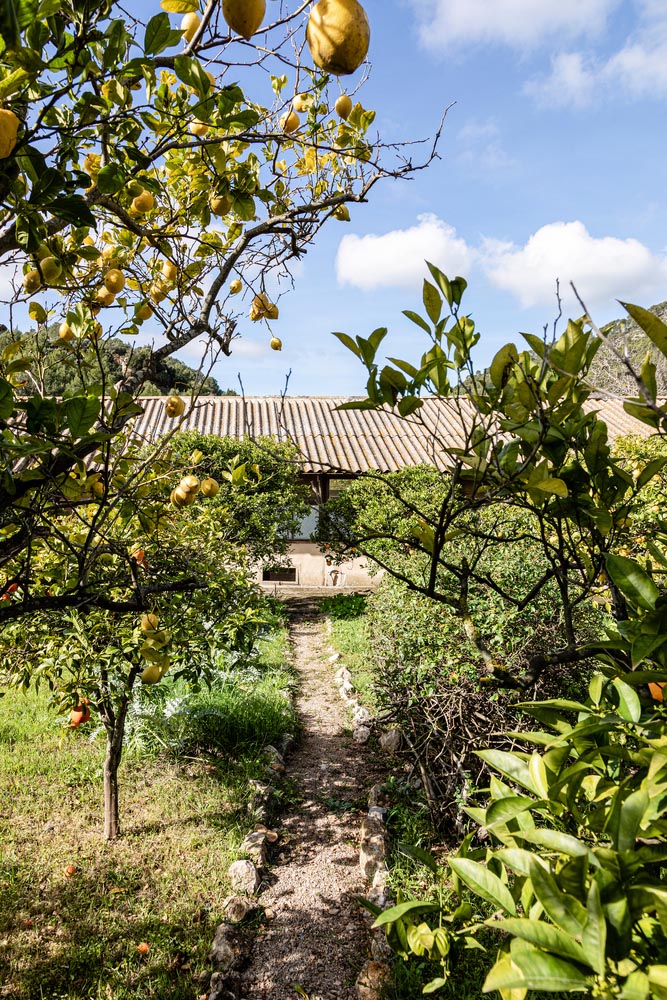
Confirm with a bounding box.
[103,731,122,840]
[102,693,132,841]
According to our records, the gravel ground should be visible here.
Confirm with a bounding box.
[240,601,383,1000]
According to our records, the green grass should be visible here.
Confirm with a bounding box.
[327,613,377,709]
[0,628,294,1000]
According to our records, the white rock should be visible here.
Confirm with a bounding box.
[329,652,341,663]
[353,725,371,744]
[227,859,261,894]
[379,727,402,754]
[224,896,257,923]
[360,814,386,878]
[353,706,371,725]
[209,925,235,969]
[240,831,268,866]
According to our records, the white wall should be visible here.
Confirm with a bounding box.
[257,542,381,589]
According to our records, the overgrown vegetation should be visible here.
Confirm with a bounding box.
[322,265,667,997]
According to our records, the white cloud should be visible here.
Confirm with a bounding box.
[336,214,475,291]
[525,1,667,106]
[409,0,617,51]
[481,220,667,309]
[456,119,516,173]
[524,52,598,108]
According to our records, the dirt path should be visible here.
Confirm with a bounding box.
[240,601,383,1000]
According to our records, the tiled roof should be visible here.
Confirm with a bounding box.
[131,395,654,475]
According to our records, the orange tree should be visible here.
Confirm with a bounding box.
[327,265,667,690]
[0,444,289,839]
[332,268,667,995]
[0,0,441,622]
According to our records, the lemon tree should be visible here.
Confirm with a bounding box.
[0,0,439,624]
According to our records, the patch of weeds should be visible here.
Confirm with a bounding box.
[315,792,364,815]
[327,615,376,708]
[320,592,367,619]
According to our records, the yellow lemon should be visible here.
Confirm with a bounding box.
[165,394,185,418]
[306,0,370,75]
[181,11,201,42]
[104,268,125,293]
[0,109,20,159]
[222,0,265,39]
[335,94,353,119]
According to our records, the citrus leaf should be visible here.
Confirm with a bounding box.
[620,302,667,357]
[582,880,606,975]
[371,900,440,928]
[528,859,586,935]
[489,918,587,964]
[605,553,659,611]
[449,858,517,915]
[483,949,589,993]
[532,478,568,497]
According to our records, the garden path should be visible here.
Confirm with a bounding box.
[239,597,382,1000]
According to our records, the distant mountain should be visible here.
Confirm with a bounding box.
[589,301,667,395]
[0,328,235,397]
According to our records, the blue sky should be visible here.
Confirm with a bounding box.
[7,1,665,397]
[211,0,667,396]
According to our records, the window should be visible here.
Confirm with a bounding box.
[262,567,297,583]
[292,505,320,541]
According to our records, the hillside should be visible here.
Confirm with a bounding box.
[589,300,667,395]
[0,328,233,397]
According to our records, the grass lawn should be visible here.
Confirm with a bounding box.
[0,631,294,999]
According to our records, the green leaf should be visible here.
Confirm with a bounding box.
[489,343,519,390]
[423,978,449,994]
[397,396,423,417]
[144,12,174,54]
[476,750,536,794]
[423,280,442,325]
[483,950,589,993]
[616,785,649,852]
[621,970,649,1000]
[28,301,47,323]
[581,881,606,975]
[0,378,14,421]
[371,900,440,927]
[636,456,667,490]
[64,395,100,438]
[426,262,453,306]
[630,634,667,669]
[532,478,569,497]
[95,163,126,195]
[528,859,586,935]
[489,918,587,964]
[332,332,361,359]
[611,678,641,723]
[514,829,589,858]
[648,966,667,1000]
[449,858,517,915]
[620,302,667,358]
[48,196,95,227]
[397,843,439,873]
[485,795,538,829]
[403,309,432,334]
[605,553,659,611]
